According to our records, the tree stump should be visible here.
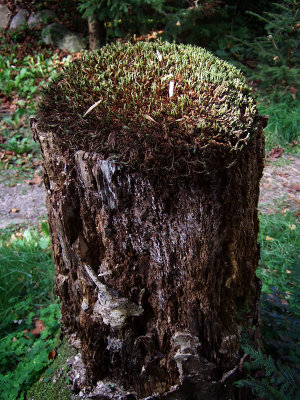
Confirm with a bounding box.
[32,42,267,399]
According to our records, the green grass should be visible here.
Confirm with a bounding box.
[258,211,299,294]
[257,92,300,152]
[0,224,61,400]
[0,223,54,335]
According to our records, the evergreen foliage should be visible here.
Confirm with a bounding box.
[238,212,300,399]
[236,345,300,399]
[226,0,300,148]
[78,0,166,39]
[246,0,299,87]
[229,0,299,89]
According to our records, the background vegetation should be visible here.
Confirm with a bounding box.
[0,0,299,398]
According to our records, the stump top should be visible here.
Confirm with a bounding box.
[38,41,265,177]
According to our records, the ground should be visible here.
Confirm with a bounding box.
[0,168,46,229]
[260,153,300,215]
[0,153,299,230]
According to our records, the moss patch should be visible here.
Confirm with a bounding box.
[25,336,75,400]
[38,41,266,177]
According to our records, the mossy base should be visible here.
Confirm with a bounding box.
[25,336,75,400]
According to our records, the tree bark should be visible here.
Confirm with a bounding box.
[31,117,265,399]
[88,15,105,49]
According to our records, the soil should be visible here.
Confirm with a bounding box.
[0,153,299,230]
[259,153,300,215]
[0,177,46,229]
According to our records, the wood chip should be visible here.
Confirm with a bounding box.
[83,100,102,117]
[144,114,158,124]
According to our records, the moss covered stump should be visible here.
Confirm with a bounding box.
[31,41,267,399]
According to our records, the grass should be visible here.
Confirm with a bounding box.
[257,92,300,152]
[258,212,299,294]
[0,223,54,335]
[0,224,61,400]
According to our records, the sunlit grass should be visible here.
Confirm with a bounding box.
[0,224,61,399]
[0,223,54,337]
[258,211,299,293]
[257,92,300,152]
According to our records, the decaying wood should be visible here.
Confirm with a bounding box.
[32,116,264,399]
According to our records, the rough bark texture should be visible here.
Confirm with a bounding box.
[32,118,264,399]
[88,15,105,49]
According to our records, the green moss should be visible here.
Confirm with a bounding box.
[25,336,75,400]
[38,41,265,177]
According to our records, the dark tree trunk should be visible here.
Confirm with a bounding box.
[88,15,105,49]
[31,117,265,399]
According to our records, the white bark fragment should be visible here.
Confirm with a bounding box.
[83,264,143,329]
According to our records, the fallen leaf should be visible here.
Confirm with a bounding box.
[26,173,43,186]
[267,147,284,160]
[286,269,292,274]
[48,350,56,361]
[290,86,298,94]
[289,86,297,99]
[11,208,20,213]
[2,150,15,156]
[31,320,46,337]
[290,183,300,191]
[265,236,275,241]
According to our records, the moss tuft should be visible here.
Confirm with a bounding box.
[38,41,266,177]
[25,336,75,400]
